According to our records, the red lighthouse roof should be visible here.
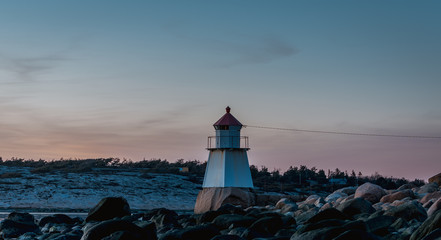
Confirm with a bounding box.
[213,106,243,126]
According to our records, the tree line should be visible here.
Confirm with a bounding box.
[0,157,424,191]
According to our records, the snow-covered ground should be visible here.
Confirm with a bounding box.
[0,166,201,210]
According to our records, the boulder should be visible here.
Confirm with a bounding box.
[212,214,255,229]
[420,191,441,204]
[365,215,396,236]
[427,198,441,217]
[384,200,427,222]
[334,186,357,195]
[86,197,131,222]
[336,198,375,218]
[354,183,387,204]
[410,209,441,240]
[39,214,76,227]
[0,212,40,238]
[429,172,441,185]
[306,208,349,224]
[417,182,439,195]
[194,187,256,214]
[380,189,415,203]
[325,192,347,203]
[161,223,219,240]
[81,219,156,240]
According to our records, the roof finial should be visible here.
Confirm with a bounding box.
[226,106,231,113]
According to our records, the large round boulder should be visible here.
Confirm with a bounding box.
[354,183,387,204]
[86,197,131,222]
[336,197,375,218]
[380,189,415,203]
[0,212,40,239]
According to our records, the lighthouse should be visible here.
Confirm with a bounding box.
[203,106,254,188]
[194,107,255,213]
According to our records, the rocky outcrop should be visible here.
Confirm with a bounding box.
[354,183,387,204]
[194,188,256,214]
[429,172,441,185]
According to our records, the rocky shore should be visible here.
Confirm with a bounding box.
[1,180,441,240]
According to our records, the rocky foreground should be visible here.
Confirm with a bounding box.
[1,179,441,240]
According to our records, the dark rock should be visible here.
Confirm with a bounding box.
[297,219,346,235]
[336,198,375,218]
[160,223,219,240]
[212,214,255,229]
[147,209,179,229]
[0,213,40,239]
[198,210,229,224]
[16,232,38,240]
[275,228,297,238]
[384,200,427,222]
[8,212,35,224]
[365,215,396,236]
[290,226,340,240]
[85,197,131,222]
[248,216,284,236]
[39,214,77,227]
[333,229,379,240]
[306,208,349,224]
[211,235,246,240]
[101,231,145,240]
[227,227,248,236]
[81,219,156,240]
[217,204,246,215]
[295,209,317,224]
[390,217,409,230]
[422,228,441,240]
[410,210,441,240]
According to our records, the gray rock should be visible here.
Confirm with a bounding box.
[336,197,375,218]
[354,183,387,204]
[418,182,439,195]
[384,200,427,222]
[85,197,131,222]
[212,214,255,229]
[410,210,441,240]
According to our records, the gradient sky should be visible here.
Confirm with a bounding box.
[1,1,440,181]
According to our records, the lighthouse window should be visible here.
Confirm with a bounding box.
[219,126,229,130]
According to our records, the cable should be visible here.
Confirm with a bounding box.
[243,125,441,139]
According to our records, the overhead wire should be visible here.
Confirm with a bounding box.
[243,125,441,139]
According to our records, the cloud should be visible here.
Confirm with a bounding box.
[0,53,67,82]
[162,23,298,67]
[220,37,299,67]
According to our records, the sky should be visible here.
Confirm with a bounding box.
[1,1,440,181]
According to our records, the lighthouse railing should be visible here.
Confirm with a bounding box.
[207,136,249,149]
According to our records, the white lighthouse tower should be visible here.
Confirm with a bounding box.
[194,106,255,213]
[203,106,254,188]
